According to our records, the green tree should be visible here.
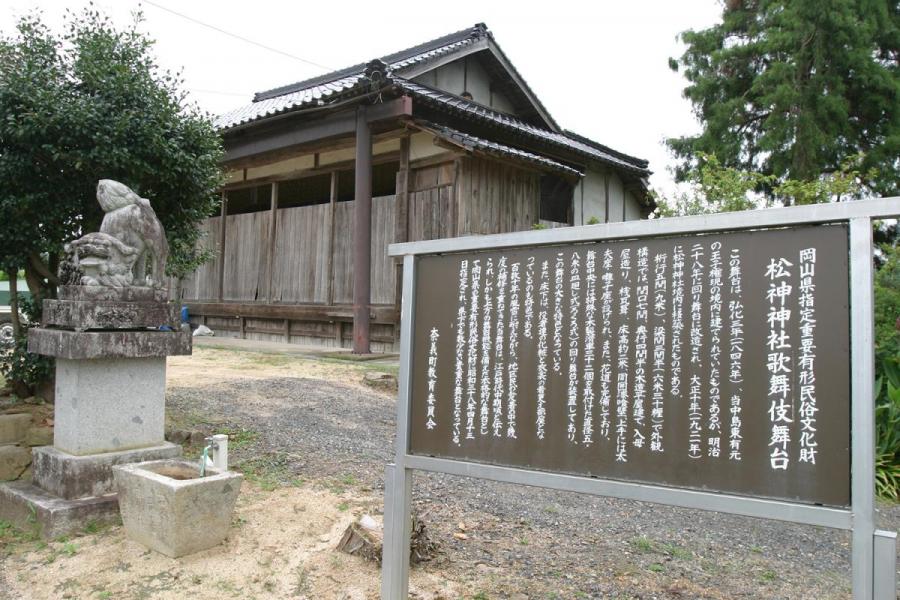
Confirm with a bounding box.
[667,0,900,198]
[0,9,223,305]
[0,9,223,394]
[653,152,871,217]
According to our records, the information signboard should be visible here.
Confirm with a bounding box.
[409,224,850,506]
[381,198,900,600]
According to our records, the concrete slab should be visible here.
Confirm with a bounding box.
[32,443,182,500]
[0,481,119,540]
[28,328,191,359]
[42,299,179,330]
[114,459,242,557]
[53,357,167,455]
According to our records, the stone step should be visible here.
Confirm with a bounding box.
[0,480,119,540]
[33,442,182,500]
[0,413,33,445]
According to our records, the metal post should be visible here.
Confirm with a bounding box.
[353,105,372,354]
[382,254,416,599]
[850,217,875,599]
[873,530,897,599]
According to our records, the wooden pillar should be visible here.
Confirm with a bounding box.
[352,106,372,354]
[266,182,279,302]
[603,172,610,224]
[217,192,227,301]
[394,135,411,246]
[326,171,337,306]
[393,136,411,345]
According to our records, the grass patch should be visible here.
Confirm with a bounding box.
[337,501,350,512]
[759,569,777,583]
[631,536,653,553]
[244,353,294,368]
[660,542,692,560]
[629,536,693,561]
[197,344,400,377]
[326,474,358,495]
[292,565,311,596]
[218,426,259,450]
[236,452,297,491]
[648,563,666,573]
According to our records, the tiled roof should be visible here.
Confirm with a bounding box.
[396,80,650,175]
[215,25,488,131]
[215,74,363,131]
[424,123,583,178]
[214,24,650,178]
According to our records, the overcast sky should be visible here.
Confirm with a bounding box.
[2,0,723,193]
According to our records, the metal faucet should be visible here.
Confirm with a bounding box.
[199,436,219,477]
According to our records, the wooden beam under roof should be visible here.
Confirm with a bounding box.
[223,97,413,164]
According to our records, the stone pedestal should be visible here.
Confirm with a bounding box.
[0,286,189,539]
[54,357,166,455]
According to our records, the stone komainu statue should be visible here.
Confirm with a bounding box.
[62,180,169,289]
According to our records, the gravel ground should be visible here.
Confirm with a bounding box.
[166,367,900,600]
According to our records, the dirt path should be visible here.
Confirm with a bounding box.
[1,347,897,599]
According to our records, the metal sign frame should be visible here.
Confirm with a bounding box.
[382,197,900,600]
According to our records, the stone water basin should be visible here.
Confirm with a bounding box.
[112,459,242,557]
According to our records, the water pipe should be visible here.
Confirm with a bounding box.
[199,441,212,478]
[211,434,229,471]
[199,434,229,477]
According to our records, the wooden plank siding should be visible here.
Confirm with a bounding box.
[223,211,270,301]
[176,217,222,301]
[186,195,398,307]
[409,186,454,241]
[370,195,397,305]
[271,204,331,303]
[181,152,544,350]
[456,156,540,236]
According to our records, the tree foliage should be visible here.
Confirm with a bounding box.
[667,0,900,198]
[653,152,872,217]
[0,8,223,301]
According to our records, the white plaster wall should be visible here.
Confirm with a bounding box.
[413,56,517,115]
[319,147,356,166]
[574,169,606,225]
[245,155,315,180]
[465,58,491,106]
[490,91,516,114]
[574,168,646,224]
[409,132,445,161]
[624,190,643,221]
[435,60,466,97]
[607,172,626,223]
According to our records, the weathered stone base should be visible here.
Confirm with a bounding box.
[54,357,168,455]
[58,285,168,303]
[32,443,182,500]
[0,481,119,540]
[42,299,179,330]
[28,328,191,360]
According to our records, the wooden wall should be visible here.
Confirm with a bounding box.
[181,145,546,350]
[223,211,270,301]
[272,203,330,303]
[456,156,540,236]
[183,195,397,308]
[178,217,221,301]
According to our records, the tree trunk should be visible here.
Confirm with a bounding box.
[6,268,21,338]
